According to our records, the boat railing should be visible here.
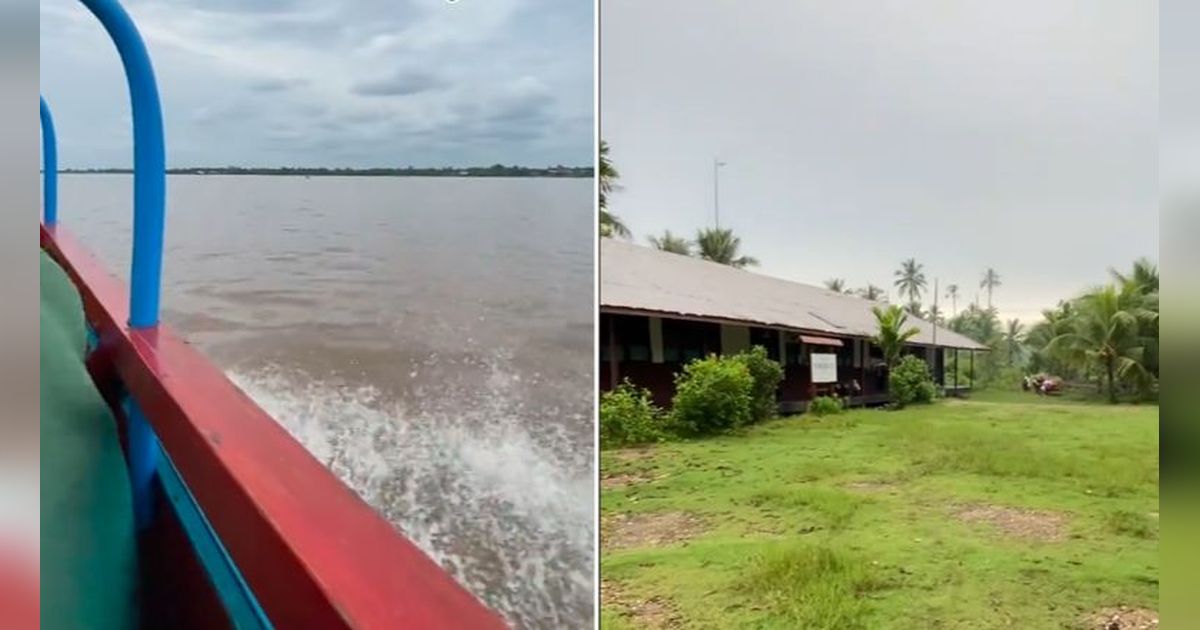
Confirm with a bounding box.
[40,1,505,627]
[39,97,56,226]
[78,0,166,535]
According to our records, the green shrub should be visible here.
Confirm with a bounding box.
[671,355,754,436]
[600,380,666,448]
[732,345,785,423]
[808,395,844,417]
[889,355,937,408]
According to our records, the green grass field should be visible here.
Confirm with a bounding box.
[600,394,1158,629]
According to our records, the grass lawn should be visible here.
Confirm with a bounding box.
[600,394,1158,629]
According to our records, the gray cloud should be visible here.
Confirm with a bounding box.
[351,69,447,97]
[41,0,592,167]
[247,77,309,93]
[486,77,554,122]
[602,0,1156,323]
[161,0,312,13]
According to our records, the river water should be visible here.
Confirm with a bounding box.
[58,174,595,628]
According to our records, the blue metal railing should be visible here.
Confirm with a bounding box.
[39,96,57,225]
[80,0,167,532]
[82,0,166,330]
[48,2,272,626]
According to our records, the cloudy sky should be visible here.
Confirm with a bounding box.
[41,0,593,168]
[602,1,1157,323]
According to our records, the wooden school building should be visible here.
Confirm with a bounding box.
[600,240,988,412]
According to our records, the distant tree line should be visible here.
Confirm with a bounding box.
[59,164,592,178]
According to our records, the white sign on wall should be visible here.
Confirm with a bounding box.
[811,353,838,383]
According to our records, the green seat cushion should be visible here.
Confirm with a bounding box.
[41,251,138,629]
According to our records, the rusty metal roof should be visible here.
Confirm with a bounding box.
[600,239,989,351]
[799,335,844,347]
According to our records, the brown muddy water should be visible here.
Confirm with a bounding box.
[59,174,595,628]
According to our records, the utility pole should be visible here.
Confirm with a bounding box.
[933,277,941,387]
[713,158,726,228]
[932,277,939,347]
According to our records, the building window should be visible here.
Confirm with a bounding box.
[749,327,781,361]
[612,314,651,362]
[662,318,720,363]
[784,338,806,366]
[837,342,853,367]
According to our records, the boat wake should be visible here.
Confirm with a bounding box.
[228,358,594,629]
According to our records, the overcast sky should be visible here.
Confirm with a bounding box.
[40,0,592,168]
[602,1,1158,323]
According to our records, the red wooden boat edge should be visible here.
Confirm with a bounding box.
[42,223,507,629]
[0,549,38,630]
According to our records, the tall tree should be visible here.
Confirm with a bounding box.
[1108,258,1159,377]
[598,140,629,238]
[944,303,1004,384]
[948,304,1001,347]
[1047,284,1157,403]
[893,258,927,304]
[906,300,926,319]
[927,304,944,325]
[1003,319,1025,365]
[599,211,630,239]
[1110,257,1158,295]
[980,268,1001,309]
[858,284,886,301]
[1024,301,1078,378]
[647,230,691,255]
[824,278,851,294]
[695,228,758,268]
[871,304,920,368]
[946,284,959,317]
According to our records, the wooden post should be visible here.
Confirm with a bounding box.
[861,341,868,398]
[931,345,940,386]
[969,350,974,389]
[954,348,959,392]
[608,315,619,390]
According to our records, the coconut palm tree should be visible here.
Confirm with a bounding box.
[824,278,851,294]
[1108,258,1159,377]
[893,258,926,304]
[599,210,630,239]
[948,303,1001,347]
[927,304,944,325]
[980,268,1001,309]
[858,284,886,301]
[598,140,629,238]
[905,300,926,319]
[1025,302,1076,377]
[647,230,691,255]
[695,228,758,268]
[1047,284,1157,403]
[945,284,959,317]
[871,304,920,369]
[1003,319,1025,365]
[1110,258,1158,295]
